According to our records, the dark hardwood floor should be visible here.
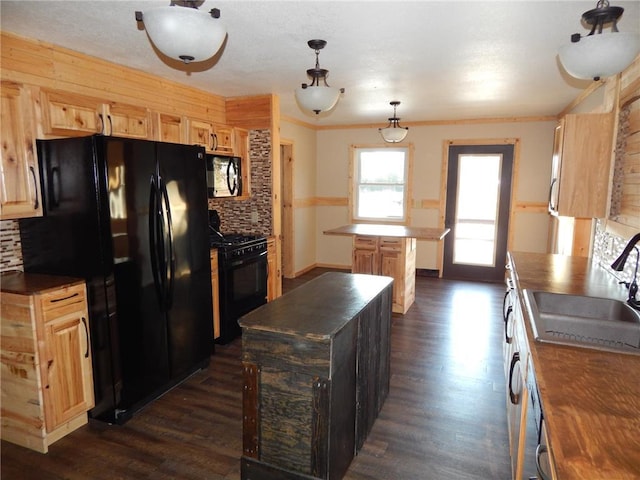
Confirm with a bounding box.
[1,269,511,479]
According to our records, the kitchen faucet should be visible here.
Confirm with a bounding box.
[610,232,640,310]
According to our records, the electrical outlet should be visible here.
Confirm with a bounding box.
[251,211,259,224]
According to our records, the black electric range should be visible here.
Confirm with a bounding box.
[209,231,268,344]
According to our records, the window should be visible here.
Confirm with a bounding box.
[352,147,410,222]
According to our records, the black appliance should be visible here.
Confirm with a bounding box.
[19,135,213,424]
[209,211,267,344]
[206,154,241,198]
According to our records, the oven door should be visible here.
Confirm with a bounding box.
[218,249,267,343]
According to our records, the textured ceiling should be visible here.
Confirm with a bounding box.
[2,0,639,126]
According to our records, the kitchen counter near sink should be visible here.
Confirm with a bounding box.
[508,251,640,480]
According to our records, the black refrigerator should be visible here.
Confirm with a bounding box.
[19,135,213,424]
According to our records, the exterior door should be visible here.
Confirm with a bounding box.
[443,144,514,282]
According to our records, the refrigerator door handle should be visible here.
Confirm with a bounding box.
[159,176,175,310]
[148,174,164,307]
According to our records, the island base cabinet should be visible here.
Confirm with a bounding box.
[352,236,416,314]
[240,273,392,480]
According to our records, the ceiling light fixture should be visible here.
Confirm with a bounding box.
[379,101,409,143]
[558,0,640,81]
[135,1,226,64]
[295,39,345,115]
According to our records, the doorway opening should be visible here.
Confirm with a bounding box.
[442,144,514,282]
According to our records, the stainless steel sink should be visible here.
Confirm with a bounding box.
[522,290,640,354]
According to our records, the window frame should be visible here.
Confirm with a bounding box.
[349,144,413,224]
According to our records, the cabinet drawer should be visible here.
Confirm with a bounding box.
[379,237,402,252]
[39,284,86,315]
[354,236,378,250]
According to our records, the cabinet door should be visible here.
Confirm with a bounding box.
[188,119,215,151]
[42,309,93,432]
[0,82,42,219]
[213,124,234,154]
[267,238,278,302]
[554,113,614,218]
[210,250,220,339]
[106,103,151,139]
[380,248,403,309]
[40,89,104,136]
[234,127,249,159]
[157,113,184,144]
[353,249,378,275]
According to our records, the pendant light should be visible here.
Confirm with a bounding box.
[295,39,345,115]
[379,101,409,143]
[558,0,640,81]
[135,2,226,64]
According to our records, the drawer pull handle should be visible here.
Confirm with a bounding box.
[81,317,89,358]
[50,292,79,303]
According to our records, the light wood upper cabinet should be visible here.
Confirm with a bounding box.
[0,82,42,219]
[548,112,614,218]
[187,118,216,151]
[156,112,184,144]
[187,118,236,154]
[39,89,151,139]
[0,275,94,453]
[106,102,151,139]
[212,123,234,154]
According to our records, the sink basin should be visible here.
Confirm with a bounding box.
[522,290,640,355]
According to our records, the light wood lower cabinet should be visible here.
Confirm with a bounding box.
[210,249,220,340]
[266,237,279,302]
[0,273,94,453]
[352,235,416,314]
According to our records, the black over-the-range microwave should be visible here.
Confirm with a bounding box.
[206,154,241,198]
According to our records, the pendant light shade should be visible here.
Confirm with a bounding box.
[295,39,344,115]
[379,101,409,143]
[558,0,640,81]
[135,4,226,64]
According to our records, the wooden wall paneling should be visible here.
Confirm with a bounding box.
[226,95,274,130]
[1,32,227,126]
[610,95,640,229]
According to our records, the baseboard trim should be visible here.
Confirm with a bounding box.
[416,268,440,278]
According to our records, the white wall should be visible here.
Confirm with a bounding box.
[280,120,318,273]
[316,120,556,270]
[282,117,556,274]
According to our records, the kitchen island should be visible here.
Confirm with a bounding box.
[239,272,393,480]
[508,252,640,480]
[324,224,449,313]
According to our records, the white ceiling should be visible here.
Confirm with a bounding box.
[2,1,639,126]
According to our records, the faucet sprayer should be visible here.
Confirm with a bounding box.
[611,232,640,310]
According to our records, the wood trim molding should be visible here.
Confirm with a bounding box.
[281,113,558,132]
[513,202,548,213]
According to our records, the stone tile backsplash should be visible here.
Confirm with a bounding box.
[593,219,640,286]
[0,219,23,272]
